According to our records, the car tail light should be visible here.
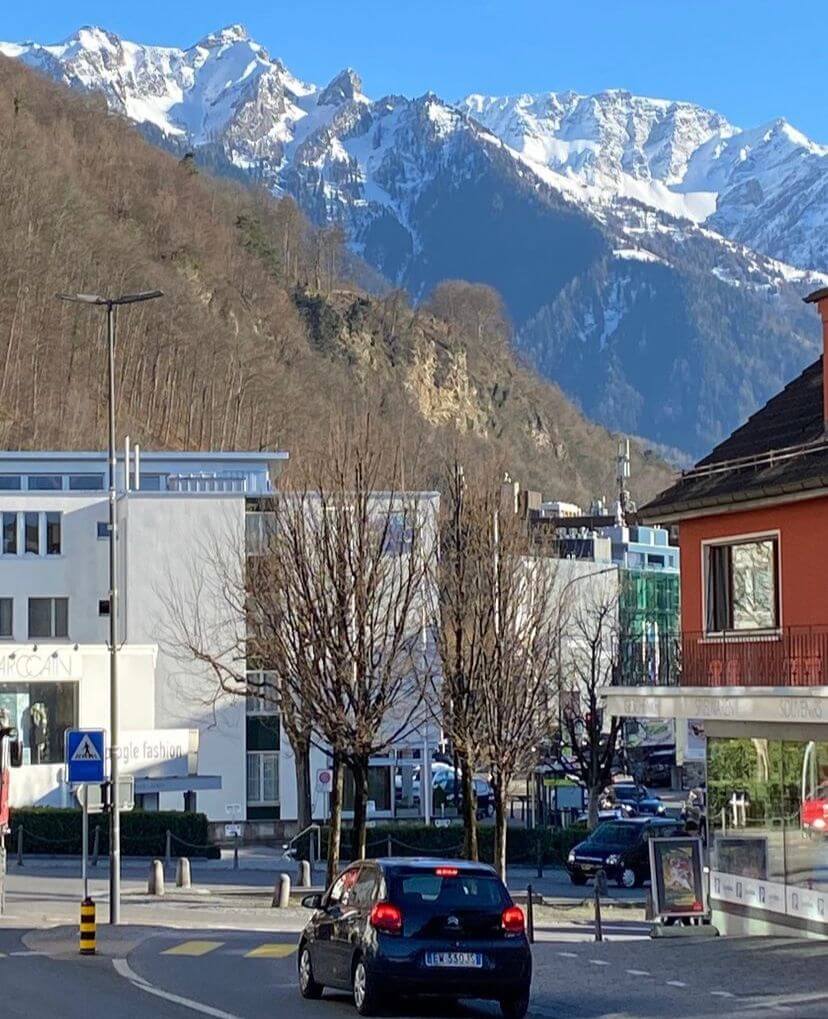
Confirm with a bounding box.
[501,905,525,934]
[435,867,458,876]
[370,901,403,935]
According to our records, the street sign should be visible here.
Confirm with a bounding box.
[65,729,105,784]
[73,776,135,812]
[315,768,332,793]
[225,823,242,838]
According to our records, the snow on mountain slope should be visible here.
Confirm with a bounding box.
[462,90,828,272]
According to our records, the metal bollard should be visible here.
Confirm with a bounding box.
[176,857,192,889]
[16,827,23,867]
[91,826,100,867]
[79,898,96,955]
[148,858,165,896]
[165,830,172,871]
[233,834,239,871]
[526,884,535,944]
[272,872,291,908]
[298,859,311,888]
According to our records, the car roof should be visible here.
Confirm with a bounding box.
[366,857,498,875]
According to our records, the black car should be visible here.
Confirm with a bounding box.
[602,782,666,817]
[434,772,496,819]
[298,858,532,1017]
[566,817,686,888]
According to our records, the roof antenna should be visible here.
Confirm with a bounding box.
[615,437,635,525]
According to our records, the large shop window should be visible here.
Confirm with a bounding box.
[28,597,69,639]
[708,737,828,898]
[705,537,778,632]
[343,765,393,813]
[0,682,78,764]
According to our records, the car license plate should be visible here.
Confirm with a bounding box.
[425,952,483,968]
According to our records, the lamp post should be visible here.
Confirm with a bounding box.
[57,290,163,924]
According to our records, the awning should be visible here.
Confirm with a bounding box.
[134,775,222,794]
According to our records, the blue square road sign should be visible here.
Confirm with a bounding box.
[65,729,106,784]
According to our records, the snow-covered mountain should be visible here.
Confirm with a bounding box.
[461,90,828,273]
[3,25,826,458]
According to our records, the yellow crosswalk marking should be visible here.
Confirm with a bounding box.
[245,943,296,959]
[163,941,224,957]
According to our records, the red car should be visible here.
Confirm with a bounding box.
[801,783,828,834]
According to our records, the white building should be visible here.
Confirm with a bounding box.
[0,449,321,832]
[0,450,448,838]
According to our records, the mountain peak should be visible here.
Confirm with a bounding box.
[317,67,362,106]
[195,24,250,49]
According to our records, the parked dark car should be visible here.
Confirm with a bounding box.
[433,771,495,819]
[566,817,686,888]
[601,782,666,817]
[298,858,532,1017]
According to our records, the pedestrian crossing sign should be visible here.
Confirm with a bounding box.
[66,729,106,784]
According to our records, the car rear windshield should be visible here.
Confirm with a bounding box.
[589,822,642,846]
[390,872,508,910]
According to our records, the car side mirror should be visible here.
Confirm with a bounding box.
[301,893,323,910]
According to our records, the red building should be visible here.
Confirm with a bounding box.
[605,287,828,937]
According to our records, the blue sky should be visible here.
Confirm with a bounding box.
[4,1,825,140]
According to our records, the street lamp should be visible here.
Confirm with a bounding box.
[57,290,163,924]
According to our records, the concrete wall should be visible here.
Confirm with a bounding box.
[123,495,247,820]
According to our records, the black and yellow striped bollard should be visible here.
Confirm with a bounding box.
[79,897,96,955]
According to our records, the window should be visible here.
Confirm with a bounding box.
[245,512,276,555]
[0,681,78,764]
[97,521,109,540]
[25,512,39,554]
[98,599,111,617]
[351,867,377,907]
[46,513,61,555]
[0,598,12,638]
[705,537,778,632]
[27,475,61,491]
[245,671,278,714]
[69,474,104,491]
[328,867,360,906]
[2,512,17,555]
[28,597,69,639]
[0,475,21,490]
[246,751,279,805]
[139,474,164,491]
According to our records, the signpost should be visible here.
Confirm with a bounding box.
[66,730,106,902]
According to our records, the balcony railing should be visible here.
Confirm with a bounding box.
[615,628,828,689]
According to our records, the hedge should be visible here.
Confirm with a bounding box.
[316,823,588,866]
[9,808,220,858]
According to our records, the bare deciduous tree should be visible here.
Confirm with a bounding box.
[558,576,623,829]
[477,508,562,879]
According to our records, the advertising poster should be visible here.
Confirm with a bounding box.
[649,837,706,918]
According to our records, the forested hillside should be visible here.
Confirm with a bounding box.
[0,56,671,502]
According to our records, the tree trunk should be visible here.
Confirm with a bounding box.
[459,752,479,861]
[587,783,602,830]
[326,752,344,887]
[492,777,508,880]
[349,755,369,862]
[294,736,312,838]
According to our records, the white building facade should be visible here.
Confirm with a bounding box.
[0,450,339,831]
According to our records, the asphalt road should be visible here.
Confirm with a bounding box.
[3,922,826,1019]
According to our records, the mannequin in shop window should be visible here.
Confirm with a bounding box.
[28,702,48,764]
